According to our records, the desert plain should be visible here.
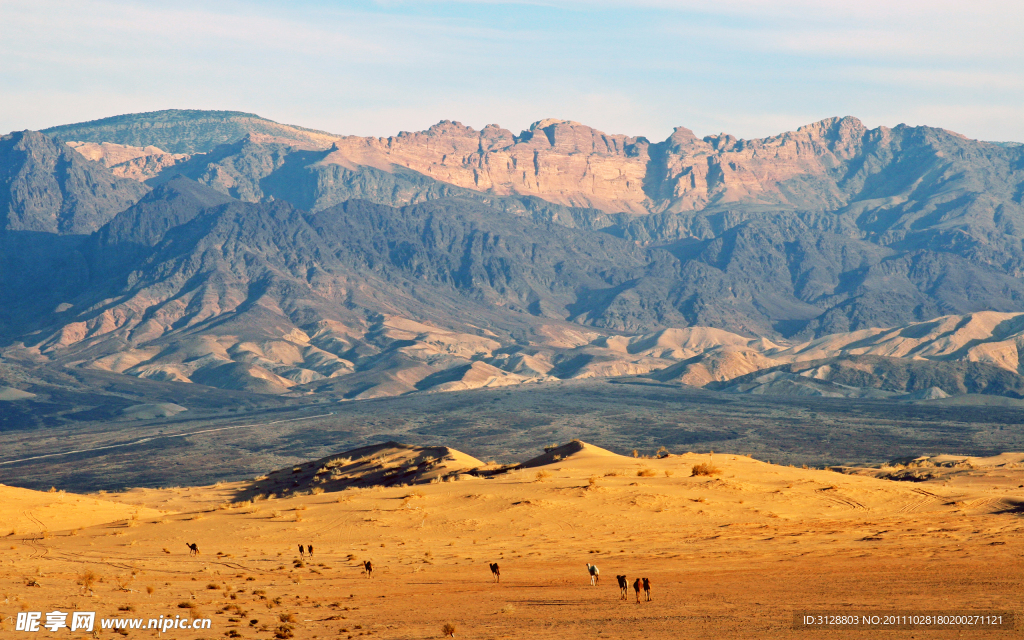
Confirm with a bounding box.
[1,441,1022,639]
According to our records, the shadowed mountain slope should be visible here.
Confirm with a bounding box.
[0,130,148,234]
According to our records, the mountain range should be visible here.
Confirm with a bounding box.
[2,109,1024,403]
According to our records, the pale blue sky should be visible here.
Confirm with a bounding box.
[1,0,1021,142]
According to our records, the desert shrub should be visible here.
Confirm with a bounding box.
[637,468,657,477]
[535,470,551,481]
[441,622,456,637]
[691,463,721,477]
[78,570,98,591]
[310,487,324,495]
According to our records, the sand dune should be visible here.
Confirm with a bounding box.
[0,485,163,535]
[238,442,487,500]
[3,441,1022,638]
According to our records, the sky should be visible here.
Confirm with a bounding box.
[1,0,1022,142]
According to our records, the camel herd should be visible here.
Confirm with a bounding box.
[181,547,648,601]
[612,572,651,602]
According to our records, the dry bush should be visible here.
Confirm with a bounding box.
[78,570,98,592]
[665,470,675,477]
[588,476,598,488]
[501,603,516,614]
[279,613,297,623]
[310,487,324,495]
[441,622,456,637]
[535,470,552,481]
[207,582,219,590]
[691,463,721,477]
[637,468,657,477]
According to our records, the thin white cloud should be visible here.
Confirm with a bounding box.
[0,0,1021,142]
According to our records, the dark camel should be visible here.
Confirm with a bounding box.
[298,544,305,558]
[186,542,199,557]
[642,577,651,601]
[363,560,373,578]
[308,544,314,558]
[490,562,500,583]
[632,578,641,603]
[616,575,628,600]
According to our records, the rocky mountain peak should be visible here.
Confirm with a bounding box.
[1,130,148,234]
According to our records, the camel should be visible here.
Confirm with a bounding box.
[633,578,641,603]
[586,563,600,586]
[363,560,373,578]
[298,544,305,558]
[643,577,651,601]
[308,544,314,558]
[616,575,628,600]
[185,543,199,557]
[490,562,500,583]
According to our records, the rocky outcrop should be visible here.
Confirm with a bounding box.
[52,111,1024,232]
[0,131,149,234]
[66,141,188,181]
